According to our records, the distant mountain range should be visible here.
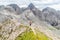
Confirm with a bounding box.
[0,3,60,28]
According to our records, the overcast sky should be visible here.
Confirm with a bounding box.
[0,0,60,10]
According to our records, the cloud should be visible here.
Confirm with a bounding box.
[31,0,60,10]
[48,4,60,10]
[0,0,60,10]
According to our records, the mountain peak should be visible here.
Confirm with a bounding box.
[8,4,20,11]
[28,3,35,10]
[43,7,52,10]
[8,4,18,7]
[42,7,56,12]
[8,4,22,15]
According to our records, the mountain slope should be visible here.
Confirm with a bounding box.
[28,3,44,20]
[15,25,52,40]
[42,7,60,29]
[8,4,23,15]
[0,3,60,40]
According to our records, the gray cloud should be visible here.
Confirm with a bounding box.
[0,0,60,10]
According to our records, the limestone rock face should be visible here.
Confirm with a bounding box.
[0,3,60,40]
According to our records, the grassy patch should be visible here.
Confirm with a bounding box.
[36,30,52,40]
[15,26,52,40]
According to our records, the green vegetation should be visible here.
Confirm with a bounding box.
[0,34,2,37]
[15,25,52,40]
[35,29,52,40]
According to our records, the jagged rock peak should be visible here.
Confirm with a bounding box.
[7,4,20,11]
[28,3,35,10]
[42,7,56,12]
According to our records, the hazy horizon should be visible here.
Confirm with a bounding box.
[0,0,60,10]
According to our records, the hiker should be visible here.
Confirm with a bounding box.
[29,21,32,26]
